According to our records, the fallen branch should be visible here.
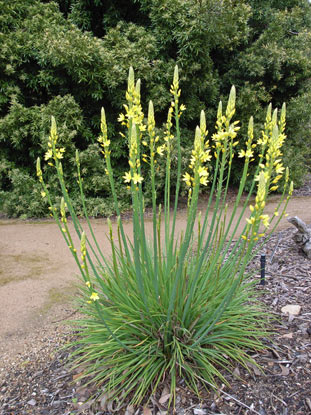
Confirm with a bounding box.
[287,216,311,259]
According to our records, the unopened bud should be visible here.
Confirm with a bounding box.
[200,110,206,134]
[173,65,179,86]
[128,66,135,90]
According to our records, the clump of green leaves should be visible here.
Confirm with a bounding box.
[37,67,292,408]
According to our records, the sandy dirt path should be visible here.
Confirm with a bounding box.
[1,195,310,358]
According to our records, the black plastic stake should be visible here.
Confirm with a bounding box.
[260,254,266,286]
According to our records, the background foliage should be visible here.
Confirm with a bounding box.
[1,0,311,217]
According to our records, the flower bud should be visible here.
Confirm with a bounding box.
[226,85,236,118]
[75,149,80,165]
[128,66,135,90]
[135,79,141,98]
[51,116,57,140]
[36,157,42,177]
[148,100,154,124]
[266,103,272,123]
[173,65,179,86]
[200,110,206,134]
[194,126,201,151]
[217,101,222,121]
[272,108,278,127]
[248,116,253,140]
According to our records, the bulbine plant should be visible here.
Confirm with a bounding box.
[37,66,292,407]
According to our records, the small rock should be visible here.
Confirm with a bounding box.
[281,304,301,316]
[27,399,37,406]
[193,409,207,415]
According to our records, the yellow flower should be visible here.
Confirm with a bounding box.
[86,281,91,288]
[198,166,208,177]
[182,172,192,187]
[132,173,143,184]
[118,113,126,123]
[90,292,99,301]
[55,148,65,159]
[238,149,253,158]
[200,176,208,186]
[44,149,53,161]
[260,214,270,228]
[41,191,46,198]
[123,171,132,183]
[156,145,165,156]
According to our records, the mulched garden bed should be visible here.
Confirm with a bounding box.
[1,223,310,415]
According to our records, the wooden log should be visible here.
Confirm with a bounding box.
[287,216,311,259]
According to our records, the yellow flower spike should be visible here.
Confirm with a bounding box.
[75,149,80,166]
[128,66,135,91]
[194,126,201,151]
[200,110,206,135]
[248,116,254,140]
[249,205,254,212]
[272,108,278,126]
[217,101,223,122]
[36,158,43,180]
[266,103,272,123]
[130,123,137,147]
[173,65,179,87]
[289,181,294,195]
[256,171,267,202]
[271,124,279,146]
[279,103,286,133]
[285,167,289,183]
[80,232,86,256]
[51,116,57,141]
[135,79,141,99]
[90,292,99,302]
[148,100,154,125]
[226,85,236,119]
[99,107,108,145]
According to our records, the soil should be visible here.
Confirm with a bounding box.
[0,183,311,415]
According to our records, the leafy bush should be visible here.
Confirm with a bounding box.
[37,67,292,407]
[1,0,310,217]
